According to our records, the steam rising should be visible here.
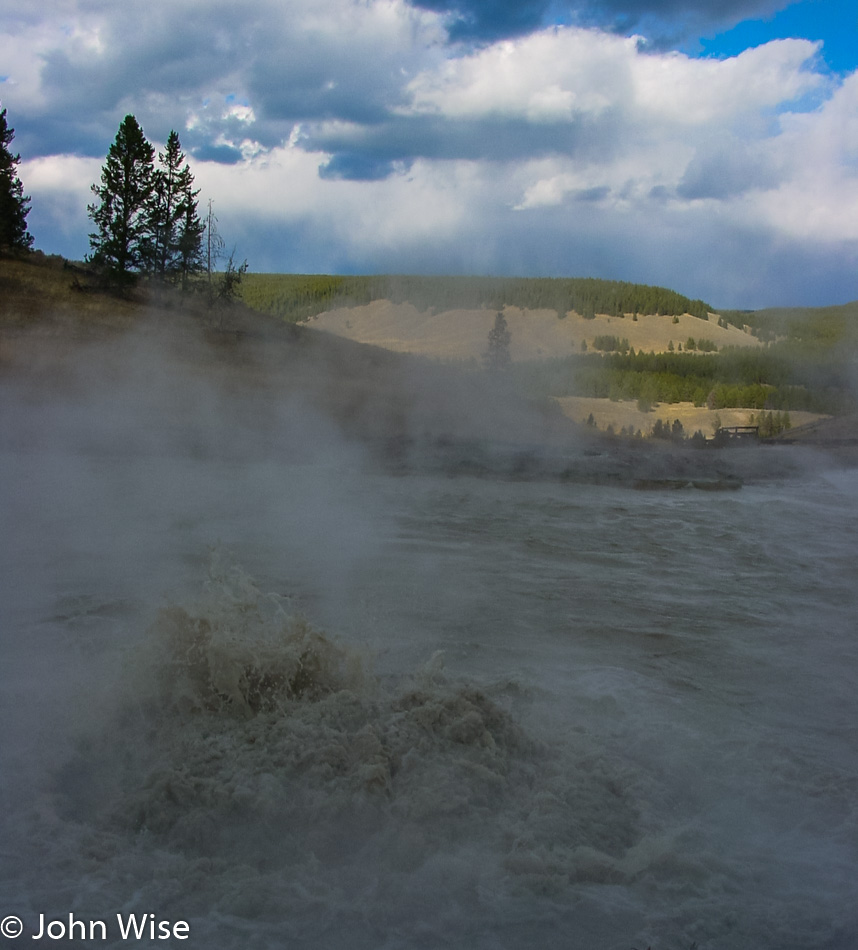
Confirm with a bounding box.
[2,320,857,949]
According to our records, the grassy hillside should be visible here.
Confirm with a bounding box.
[0,252,254,333]
[0,253,141,331]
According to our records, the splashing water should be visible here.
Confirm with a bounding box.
[5,552,664,950]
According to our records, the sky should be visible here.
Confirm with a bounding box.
[2,0,857,309]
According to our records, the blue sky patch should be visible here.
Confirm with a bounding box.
[694,0,858,73]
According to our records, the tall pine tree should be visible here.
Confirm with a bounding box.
[151,130,203,284]
[87,115,155,282]
[0,104,34,254]
[175,185,205,290]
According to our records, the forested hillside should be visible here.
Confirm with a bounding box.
[514,346,856,415]
[239,273,713,323]
[721,301,858,342]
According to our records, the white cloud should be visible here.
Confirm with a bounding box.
[401,28,824,128]
[19,153,102,247]
[0,18,68,112]
[402,28,631,120]
[482,33,851,249]
[745,72,858,242]
[629,39,825,125]
[224,103,256,124]
[20,153,101,191]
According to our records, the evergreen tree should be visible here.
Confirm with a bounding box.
[149,131,182,279]
[151,130,203,285]
[0,104,34,254]
[483,311,512,372]
[175,182,205,290]
[87,115,155,282]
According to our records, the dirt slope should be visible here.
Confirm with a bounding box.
[309,301,760,362]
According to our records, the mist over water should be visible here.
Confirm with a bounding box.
[1,329,857,949]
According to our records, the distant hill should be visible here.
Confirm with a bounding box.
[239,273,714,323]
[239,272,858,355]
[237,272,755,364]
[721,300,858,345]
[234,272,857,427]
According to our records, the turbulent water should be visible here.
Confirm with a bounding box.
[2,343,857,950]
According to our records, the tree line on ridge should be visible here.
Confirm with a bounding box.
[239,272,715,324]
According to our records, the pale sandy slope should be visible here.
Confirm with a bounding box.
[308,301,761,362]
[554,397,825,437]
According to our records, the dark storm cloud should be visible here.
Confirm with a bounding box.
[11,114,110,162]
[676,145,780,200]
[574,184,611,201]
[406,0,788,43]
[190,142,245,164]
[245,52,401,127]
[580,0,786,29]
[41,44,215,114]
[240,7,444,131]
[408,0,552,40]
[318,152,411,181]
[303,111,624,169]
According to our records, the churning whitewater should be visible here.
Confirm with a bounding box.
[1,337,857,950]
